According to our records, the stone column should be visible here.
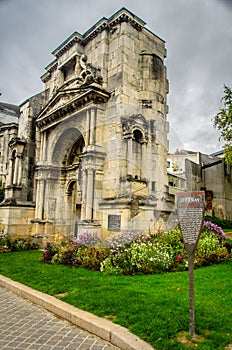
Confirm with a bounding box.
[42,132,47,161]
[89,108,96,145]
[35,179,45,220]
[13,155,19,185]
[85,169,95,220]
[7,157,14,186]
[39,133,44,161]
[127,137,133,176]
[80,169,87,220]
[86,110,90,145]
[141,140,147,179]
[35,180,40,218]
[35,126,41,163]
[17,155,23,186]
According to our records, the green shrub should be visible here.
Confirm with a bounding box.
[0,232,11,252]
[40,242,59,264]
[11,238,31,251]
[52,246,77,266]
[157,227,187,271]
[73,247,110,270]
[0,235,39,252]
[224,238,232,255]
[205,215,232,229]
[195,231,229,267]
[52,245,110,271]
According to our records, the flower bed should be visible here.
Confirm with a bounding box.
[40,221,232,275]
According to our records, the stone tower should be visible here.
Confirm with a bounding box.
[0,8,173,241]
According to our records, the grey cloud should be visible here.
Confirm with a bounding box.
[0,0,231,154]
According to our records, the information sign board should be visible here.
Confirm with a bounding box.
[177,191,205,338]
[177,191,205,253]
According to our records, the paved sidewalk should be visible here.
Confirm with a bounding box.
[0,287,118,350]
[0,276,154,350]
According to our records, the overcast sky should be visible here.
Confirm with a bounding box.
[0,0,231,154]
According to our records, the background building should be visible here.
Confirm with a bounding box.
[168,149,232,221]
[0,102,19,192]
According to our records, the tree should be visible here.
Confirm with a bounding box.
[214,85,232,165]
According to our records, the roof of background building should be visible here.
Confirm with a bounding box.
[0,102,19,125]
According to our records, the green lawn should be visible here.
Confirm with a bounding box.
[0,250,231,350]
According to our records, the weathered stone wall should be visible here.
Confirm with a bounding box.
[203,162,232,220]
[0,8,174,241]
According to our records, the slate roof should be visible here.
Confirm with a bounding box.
[0,102,19,125]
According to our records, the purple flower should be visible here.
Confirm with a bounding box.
[203,221,225,238]
[73,232,102,247]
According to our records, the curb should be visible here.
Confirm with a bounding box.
[0,274,154,350]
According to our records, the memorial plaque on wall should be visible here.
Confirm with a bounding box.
[177,191,205,253]
[108,215,121,232]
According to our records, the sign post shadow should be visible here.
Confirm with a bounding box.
[177,191,205,338]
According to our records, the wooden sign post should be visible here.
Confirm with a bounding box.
[177,191,205,338]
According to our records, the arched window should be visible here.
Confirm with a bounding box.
[131,129,144,179]
[11,150,16,185]
[133,129,143,143]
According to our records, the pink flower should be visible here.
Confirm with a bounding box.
[176,255,183,262]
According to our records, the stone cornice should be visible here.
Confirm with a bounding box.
[41,60,58,83]
[52,31,83,57]
[51,8,146,59]
[0,123,18,131]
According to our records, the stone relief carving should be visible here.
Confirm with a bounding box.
[121,114,149,141]
[52,69,64,94]
[52,54,103,95]
[79,54,94,84]
[77,54,102,86]
[156,92,164,104]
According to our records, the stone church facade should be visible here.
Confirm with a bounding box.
[0,8,173,242]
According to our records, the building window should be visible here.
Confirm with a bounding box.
[150,120,156,135]
[151,181,156,192]
[152,54,163,80]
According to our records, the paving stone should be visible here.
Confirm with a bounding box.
[0,287,119,350]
